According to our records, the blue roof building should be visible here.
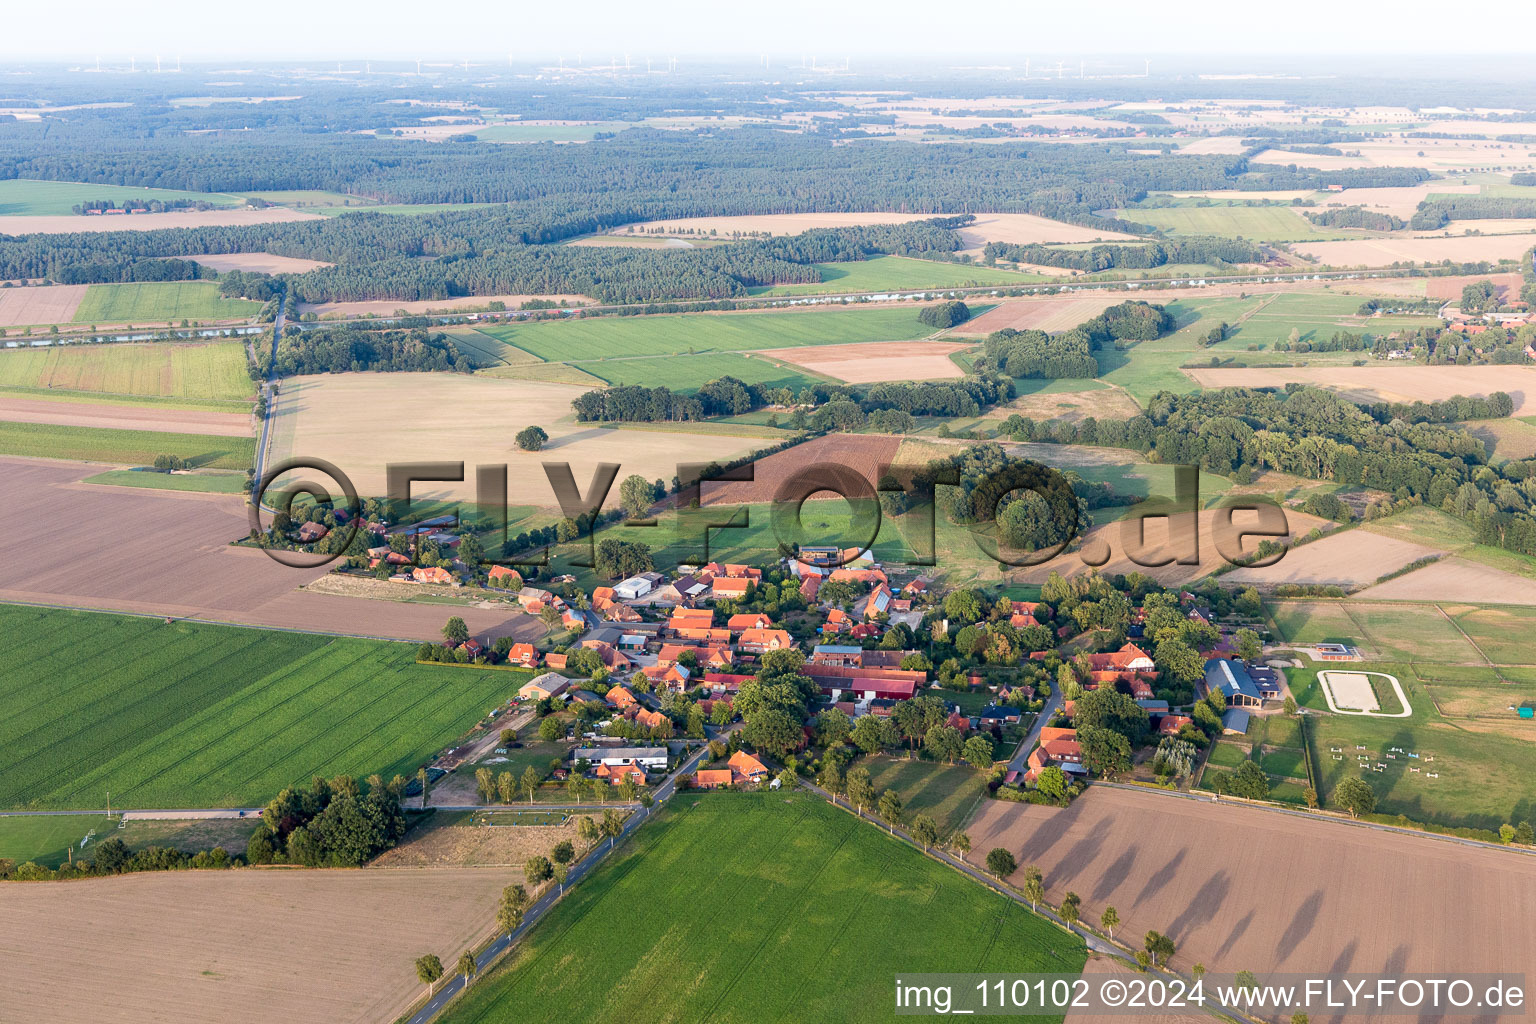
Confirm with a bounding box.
[1205,658,1264,707]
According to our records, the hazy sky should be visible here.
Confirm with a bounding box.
[7,0,1536,62]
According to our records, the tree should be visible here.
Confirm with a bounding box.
[577,815,599,849]
[417,766,431,810]
[1332,776,1377,818]
[1021,865,1044,911]
[1034,765,1070,802]
[1517,821,1535,846]
[551,840,574,864]
[846,766,875,814]
[1499,823,1516,844]
[1191,962,1206,981]
[496,898,524,937]
[1100,905,1119,941]
[1059,891,1081,928]
[1234,628,1262,662]
[985,847,1016,878]
[775,767,797,791]
[962,735,995,772]
[1283,695,1298,716]
[1077,726,1132,778]
[496,770,515,804]
[619,474,657,518]
[475,767,495,804]
[1303,786,1318,809]
[818,759,844,800]
[515,425,549,452]
[1291,1015,1310,1024]
[457,951,478,984]
[924,724,963,764]
[525,854,553,884]
[552,861,569,894]
[415,953,444,998]
[950,831,971,856]
[1135,950,1150,971]
[850,715,886,754]
[538,714,563,742]
[1145,930,1176,966]
[910,813,939,851]
[877,789,904,831]
[521,765,541,803]
[442,616,469,645]
[566,775,586,805]
[1229,760,1270,801]
[817,707,852,748]
[744,708,802,760]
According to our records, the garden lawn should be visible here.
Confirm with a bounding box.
[859,753,991,837]
[439,792,1082,1024]
[0,605,533,809]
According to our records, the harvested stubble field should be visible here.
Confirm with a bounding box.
[1224,529,1442,588]
[1,867,517,1024]
[954,294,1126,334]
[1115,204,1338,241]
[966,787,1536,981]
[0,206,319,234]
[1314,183,1479,218]
[270,372,769,505]
[1184,365,1536,416]
[0,341,252,402]
[745,254,1046,296]
[607,211,938,236]
[695,432,903,506]
[0,458,549,641]
[0,604,535,809]
[477,306,932,362]
[0,283,86,326]
[1425,272,1525,302]
[571,350,826,392]
[1293,232,1536,267]
[1357,557,1536,605]
[371,811,578,868]
[0,394,250,435]
[440,793,1083,1024]
[761,340,972,383]
[187,252,334,274]
[297,293,592,317]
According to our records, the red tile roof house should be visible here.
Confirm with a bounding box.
[1158,714,1194,736]
[606,685,639,709]
[821,608,851,634]
[737,628,794,654]
[634,708,671,733]
[487,565,523,587]
[295,521,329,543]
[562,609,586,631]
[412,566,454,585]
[710,576,752,600]
[798,575,821,602]
[643,662,692,693]
[1023,727,1083,784]
[595,762,647,786]
[728,749,770,784]
[506,643,540,668]
[668,608,715,634]
[727,612,773,634]
[693,768,733,790]
[578,639,631,671]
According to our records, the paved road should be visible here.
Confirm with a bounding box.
[1006,688,1063,776]
[251,289,285,499]
[402,738,719,1024]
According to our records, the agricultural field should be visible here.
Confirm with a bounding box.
[0,207,319,234]
[0,283,87,326]
[966,788,1536,979]
[1455,416,1536,462]
[476,306,934,362]
[0,604,534,810]
[1223,530,1440,589]
[0,178,241,216]
[0,420,254,468]
[762,340,972,383]
[1185,365,1536,416]
[0,393,251,435]
[81,468,249,492]
[440,793,1084,1024]
[572,350,828,391]
[859,754,991,837]
[1294,232,1536,267]
[187,252,334,274]
[1360,505,1536,582]
[0,341,252,403]
[1115,204,1340,241]
[955,294,1126,335]
[72,282,262,324]
[745,255,1046,296]
[2,866,516,1024]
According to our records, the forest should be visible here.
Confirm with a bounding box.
[1304,205,1405,230]
[982,236,1263,271]
[1410,196,1536,230]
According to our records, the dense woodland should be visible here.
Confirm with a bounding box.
[1304,206,1405,231]
[1410,196,1536,230]
[974,301,1174,379]
[982,237,1263,271]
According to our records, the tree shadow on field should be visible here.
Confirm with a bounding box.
[1164,869,1229,945]
[1275,889,1324,966]
[1133,847,1186,905]
[1221,909,1254,950]
[1090,843,1140,903]
[1014,809,1093,866]
[539,426,612,451]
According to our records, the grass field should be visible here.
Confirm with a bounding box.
[439,792,1083,1024]
[1115,204,1345,241]
[73,282,261,324]
[82,468,249,493]
[0,605,533,809]
[859,754,991,837]
[0,813,258,868]
[573,351,829,391]
[745,255,1046,296]
[477,307,933,363]
[0,420,253,468]
[0,342,252,403]
[0,179,240,217]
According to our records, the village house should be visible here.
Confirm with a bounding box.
[595,762,647,786]
[505,643,540,669]
[412,566,453,585]
[728,749,770,784]
[693,768,734,790]
[487,565,523,587]
[710,576,752,600]
[518,672,570,701]
[605,685,639,710]
[295,521,329,543]
[1023,727,1084,784]
[726,612,773,634]
[737,628,794,654]
[1205,658,1265,708]
[634,707,671,732]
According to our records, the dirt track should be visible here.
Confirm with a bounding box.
[0,457,545,643]
[1,866,514,1024]
[967,788,1536,998]
[0,395,251,435]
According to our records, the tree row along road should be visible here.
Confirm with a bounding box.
[403,736,720,1024]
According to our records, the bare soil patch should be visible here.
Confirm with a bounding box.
[1425,272,1525,302]
[1356,556,1536,605]
[0,457,546,642]
[954,213,1137,249]
[0,395,251,435]
[371,816,578,868]
[0,207,320,235]
[0,284,86,327]
[270,372,768,506]
[1185,365,1536,416]
[1,867,515,1024]
[698,432,903,506]
[966,787,1536,979]
[1224,529,1441,588]
[297,294,593,317]
[762,340,970,383]
[188,252,334,274]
